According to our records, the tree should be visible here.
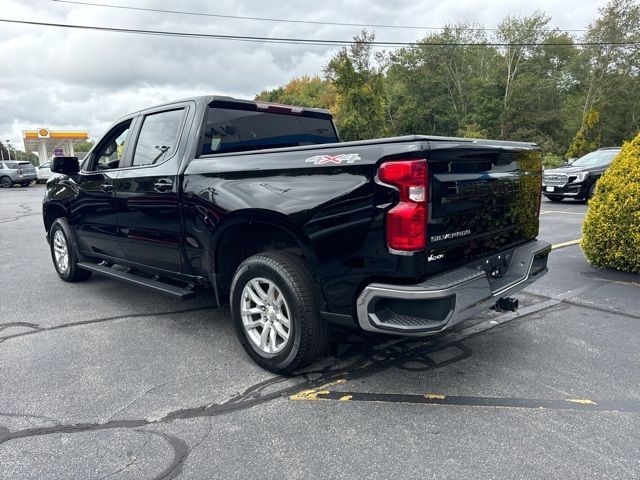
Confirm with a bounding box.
[494,12,553,138]
[255,76,336,111]
[324,30,387,141]
[580,0,640,145]
[566,108,601,158]
[0,141,9,161]
[253,4,639,154]
[74,140,95,152]
[386,24,501,137]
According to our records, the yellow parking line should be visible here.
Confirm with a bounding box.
[289,379,346,401]
[552,238,582,250]
[566,398,597,405]
[424,393,446,400]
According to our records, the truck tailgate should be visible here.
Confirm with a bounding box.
[426,143,541,273]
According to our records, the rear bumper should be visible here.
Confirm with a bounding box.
[14,174,37,182]
[356,240,551,336]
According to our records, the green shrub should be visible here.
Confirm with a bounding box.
[582,132,640,273]
[542,154,565,169]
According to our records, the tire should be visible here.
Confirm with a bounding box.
[49,218,92,282]
[587,182,597,200]
[0,176,12,188]
[230,251,327,374]
[546,195,564,202]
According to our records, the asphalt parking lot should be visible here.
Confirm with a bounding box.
[1,185,639,479]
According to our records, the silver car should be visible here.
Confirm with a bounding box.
[0,161,37,187]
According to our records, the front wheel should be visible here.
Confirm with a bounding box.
[230,252,327,373]
[49,218,92,282]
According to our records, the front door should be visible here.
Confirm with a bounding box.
[73,119,133,259]
[115,107,188,273]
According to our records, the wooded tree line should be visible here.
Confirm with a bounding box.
[256,0,640,159]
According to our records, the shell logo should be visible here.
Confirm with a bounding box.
[38,128,50,138]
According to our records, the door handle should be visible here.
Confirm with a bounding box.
[153,180,173,192]
[100,183,113,193]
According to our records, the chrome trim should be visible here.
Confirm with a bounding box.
[542,173,568,187]
[356,240,551,336]
[388,247,418,256]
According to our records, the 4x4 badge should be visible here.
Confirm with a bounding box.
[305,153,361,165]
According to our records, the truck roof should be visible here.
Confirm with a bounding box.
[120,95,537,149]
[138,95,333,118]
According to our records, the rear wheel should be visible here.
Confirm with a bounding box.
[0,176,12,188]
[49,218,92,282]
[230,251,327,373]
[546,195,564,202]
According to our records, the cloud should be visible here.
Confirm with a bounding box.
[1,0,603,149]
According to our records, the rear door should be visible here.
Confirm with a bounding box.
[115,102,192,273]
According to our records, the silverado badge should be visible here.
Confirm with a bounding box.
[305,153,361,165]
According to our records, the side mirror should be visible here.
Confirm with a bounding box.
[51,156,80,175]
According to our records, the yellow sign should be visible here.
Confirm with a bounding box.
[38,128,50,138]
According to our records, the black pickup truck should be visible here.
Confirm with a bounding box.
[43,96,550,372]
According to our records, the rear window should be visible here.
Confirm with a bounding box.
[200,107,337,155]
[17,162,34,169]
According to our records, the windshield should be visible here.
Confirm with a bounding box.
[572,149,619,168]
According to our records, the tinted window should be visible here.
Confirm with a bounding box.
[200,108,337,155]
[92,121,132,171]
[5,162,17,169]
[132,109,185,166]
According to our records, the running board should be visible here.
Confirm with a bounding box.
[77,262,195,299]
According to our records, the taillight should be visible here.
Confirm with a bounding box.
[17,168,23,175]
[378,159,428,252]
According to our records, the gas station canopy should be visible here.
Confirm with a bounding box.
[22,128,89,161]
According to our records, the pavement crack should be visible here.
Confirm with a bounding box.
[0,322,44,333]
[0,305,216,345]
[96,431,152,480]
[104,381,174,423]
[562,299,640,320]
[0,296,565,452]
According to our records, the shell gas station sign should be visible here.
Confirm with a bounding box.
[22,128,89,162]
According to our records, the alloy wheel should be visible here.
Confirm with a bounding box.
[240,277,291,354]
[53,230,69,273]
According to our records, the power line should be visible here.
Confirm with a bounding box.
[51,0,590,33]
[2,18,639,48]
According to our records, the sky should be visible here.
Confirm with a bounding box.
[0,0,608,150]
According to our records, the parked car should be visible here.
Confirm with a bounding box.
[42,96,550,372]
[36,160,53,183]
[542,147,621,202]
[0,161,37,187]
